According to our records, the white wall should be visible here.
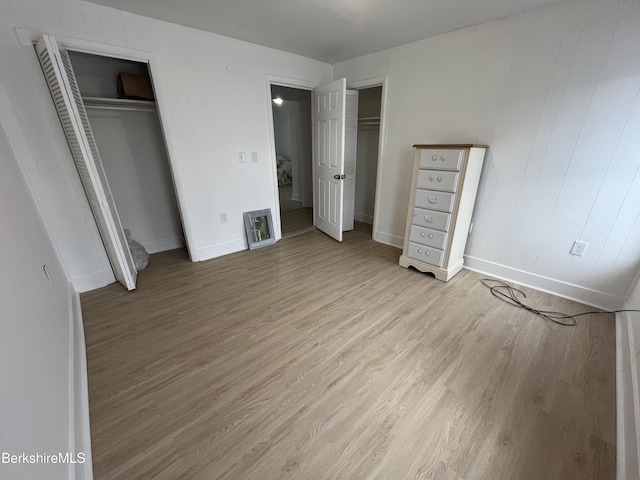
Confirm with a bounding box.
[87,108,184,253]
[0,0,332,291]
[273,102,294,165]
[0,116,88,478]
[334,0,640,309]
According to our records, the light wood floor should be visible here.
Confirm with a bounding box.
[278,183,303,213]
[81,224,616,480]
[281,207,314,238]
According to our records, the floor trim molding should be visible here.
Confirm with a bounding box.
[70,290,93,480]
[464,255,624,310]
[194,238,247,262]
[616,313,640,480]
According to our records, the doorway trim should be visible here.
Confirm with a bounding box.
[265,75,319,241]
[265,74,389,243]
[16,28,195,282]
[346,76,389,245]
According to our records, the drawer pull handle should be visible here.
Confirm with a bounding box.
[427,196,439,204]
[432,155,437,161]
[420,232,425,237]
[426,251,431,256]
[441,156,446,161]
[424,216,434,223]
[418,249,423,254]
[428,234,433,239]
[437,176,442,182]
[428,176,434,181]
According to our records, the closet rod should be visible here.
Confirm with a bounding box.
[358,116,380,126]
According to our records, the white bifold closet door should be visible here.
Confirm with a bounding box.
[36,34,137,290]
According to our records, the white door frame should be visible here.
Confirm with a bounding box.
[17,28,195,264]
[265,75,389,243]
[265,75,319,240]
[346,77,389,244]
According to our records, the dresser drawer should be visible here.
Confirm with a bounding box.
[418,149,464,171]
[411,208,451,232]
[409,225,448,250]
[417,170,459,192]
[414,189,455,213]
[407,242,444,267]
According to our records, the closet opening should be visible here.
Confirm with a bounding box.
[68,51,187,277]
[353,85,382,235]
[270,85,313,238]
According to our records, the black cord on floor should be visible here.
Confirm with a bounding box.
[480,278,640,327]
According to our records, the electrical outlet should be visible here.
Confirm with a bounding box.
[238,152,246,163]
[570,240,588,256]
[220,212,228,223]
[251,151,258,163]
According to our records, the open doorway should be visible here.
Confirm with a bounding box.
[271,85,314,238]
[354,86,382,231]
[268,80,385,243]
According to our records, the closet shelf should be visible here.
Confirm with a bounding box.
[82,96,157,112]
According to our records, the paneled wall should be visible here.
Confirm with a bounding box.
[0,0,331,291]
[335,0,640,308]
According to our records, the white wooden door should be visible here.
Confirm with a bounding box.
[313,78,346,242]
[36,34,137,290]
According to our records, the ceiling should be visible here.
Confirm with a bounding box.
[86,0,562,64]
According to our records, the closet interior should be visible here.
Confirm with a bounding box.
[68,51,185,259]
[355,86,381,226]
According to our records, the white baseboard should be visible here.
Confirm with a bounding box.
[355,212,374,225]
[463,255,624,310]
[291,193,302,202]
[193,238,247,262]
[141,236,184,254]
[69,290,93,480]
[617,313,640,480]
[373,230,404,249]
[71,270,114,294]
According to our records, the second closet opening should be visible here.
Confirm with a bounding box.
[69,51,187,272]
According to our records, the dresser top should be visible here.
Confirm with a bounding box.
[413,144,489,149]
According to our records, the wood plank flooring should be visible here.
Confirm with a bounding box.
[80,224,616,480]
[281,207,314,238]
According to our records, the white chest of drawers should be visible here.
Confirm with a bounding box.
[399,144,487,281]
